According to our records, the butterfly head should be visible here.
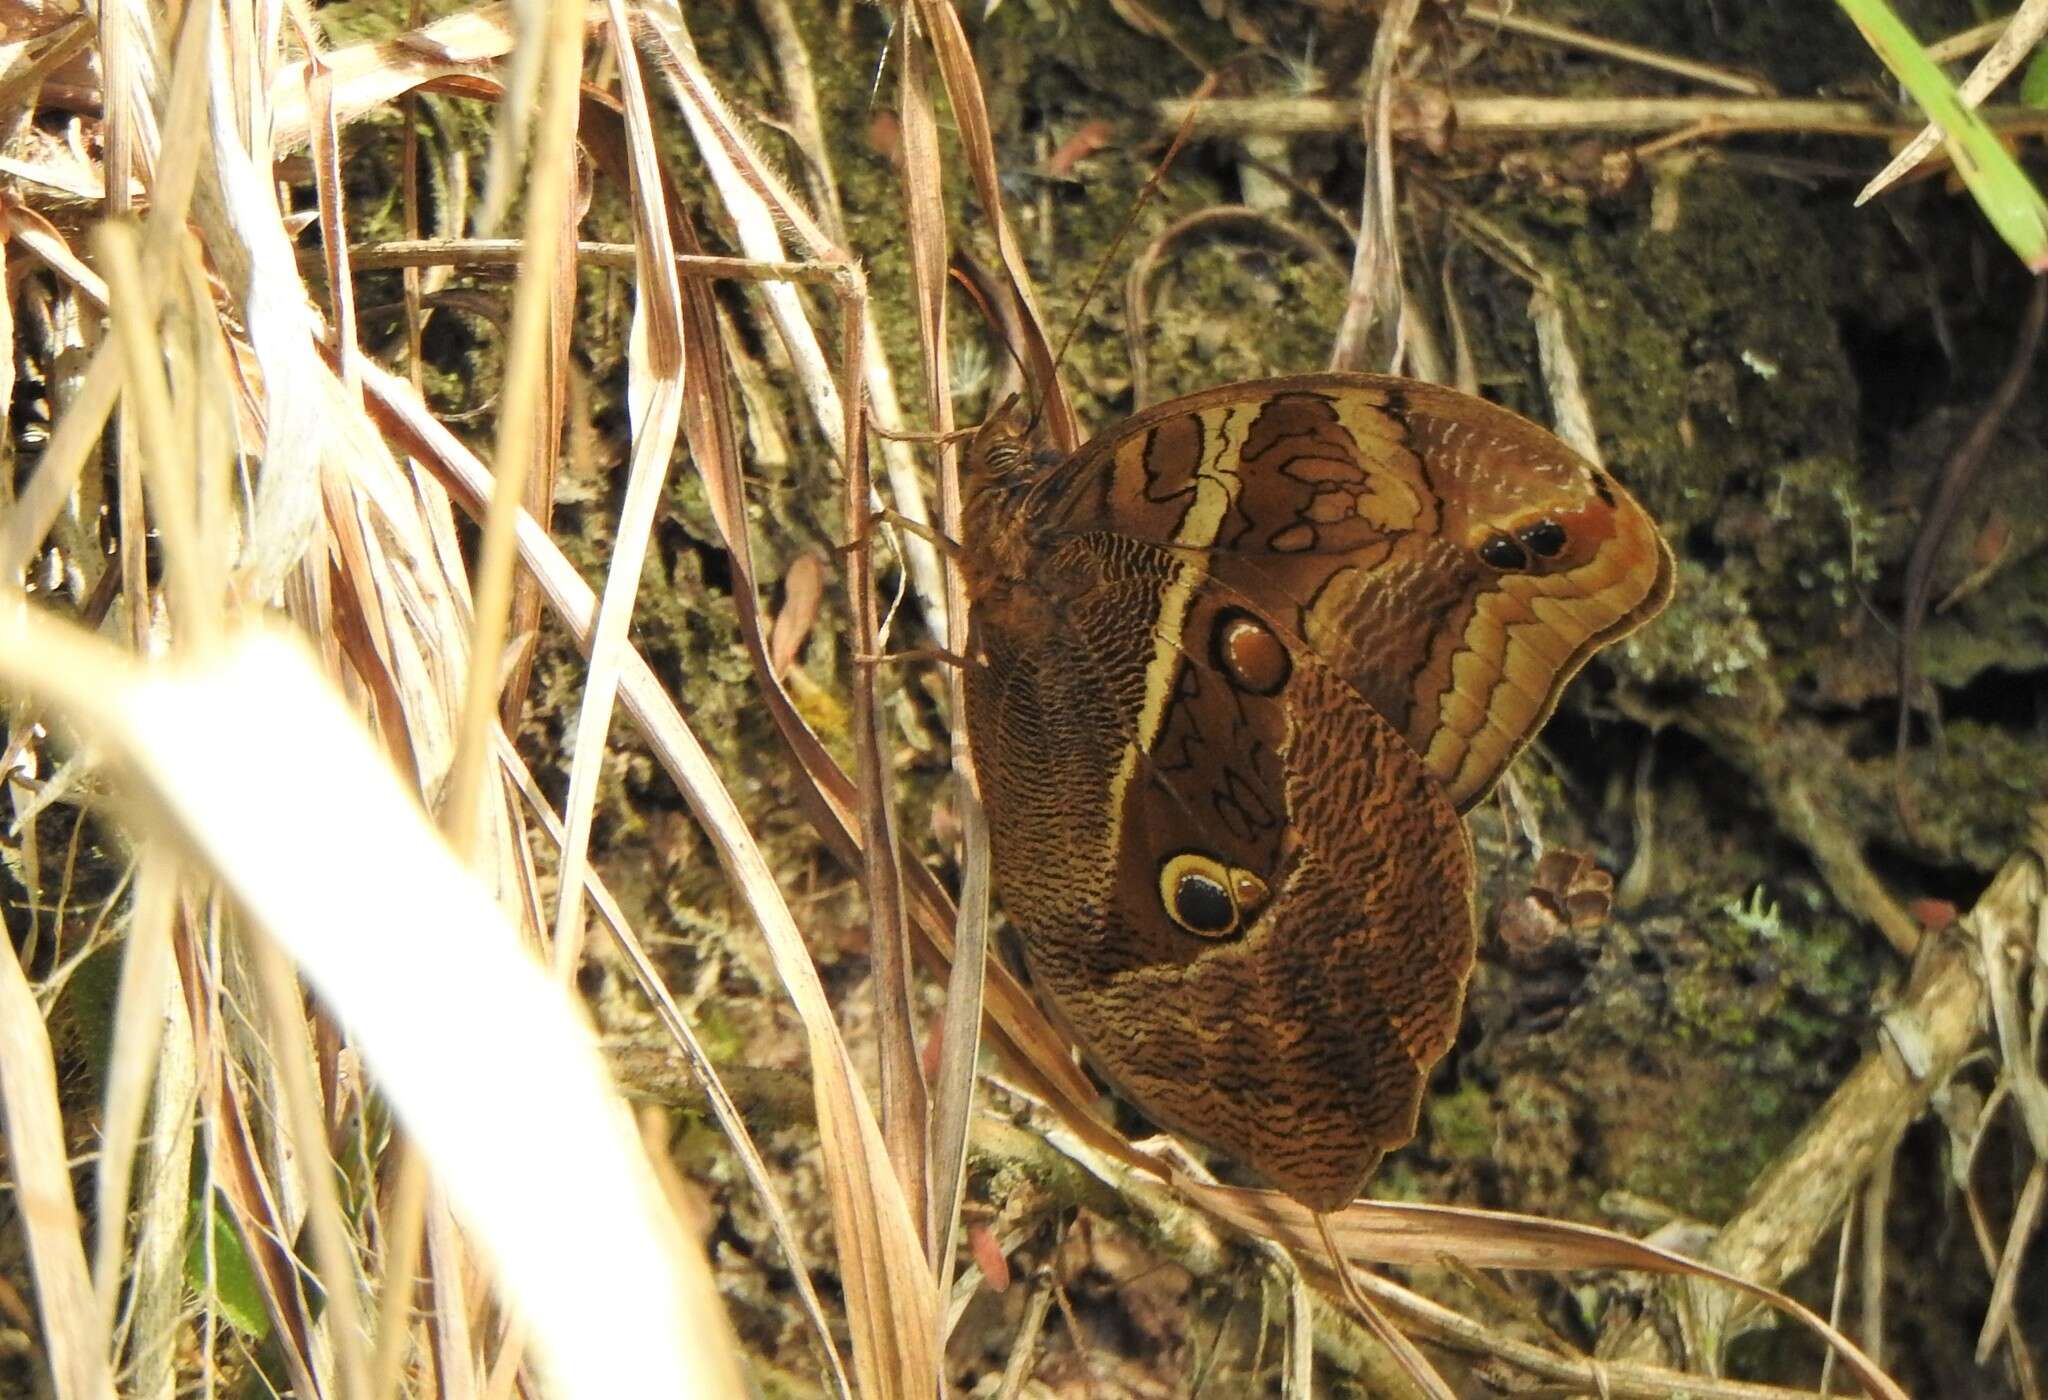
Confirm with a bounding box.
[963,393,1064,524]
[966,395,1048,482]
[958,395,1083,604]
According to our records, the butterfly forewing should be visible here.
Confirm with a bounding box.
[1055,373,1675,810]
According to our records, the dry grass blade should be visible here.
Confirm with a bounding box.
[139,0,209,253]
[0,15,93,114]
[639,4,834,258]
[612,18,945,1359]
[312,237,833,281]
[1528,287,1599,462]
[911,0,1076,449]
[247,923,375,1400]
[1976,1159,2044,1362]
[896,8,976,1286]
[86,854,174,1336]
[1330,0,1421,373]
[202,32,350,605]
[1928,14,2017,63]
[97,222,213,645]
[895,23,957,644]
[0,860,117,1400]
[1965,817,2048,1367]
[1326,1261,1869,1400]
[0,339,119,583]
[497,145,578,735]
[675,248,940,1384]
[0,613,748,1399]
[318,473,427,790]
[756,0,946,618]
[1857,0,2048,204]
[591,28,1100,1271]
[367,1147,432,1400]
[544,0,686,983]
[179,925,329,1398]
[1972,814,2048,1157]
[390,148,1090,1148]
[932,782,994,1300]
[441,0,583,855]
[420,1196,479,1400]
[495,731,853,1395]
[121,898,196,1398]
[1181,1186,1906,1399]
[840,282,936,1249]
[706,21,940,1247]
[299,24,360,391]
[1284,1253,1313,1398]
[636,6,848,450]
[4,200,111,307]
[992,1282,1053,1398]
[268,3,604,153]
[1312,1216,1456,1400]
[95,0,156,218]
[360,361,940,1396]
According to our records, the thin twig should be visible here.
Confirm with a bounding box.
[1123,205,1342,406]
[1894,276,2048,828]
[1464,2,1773,95]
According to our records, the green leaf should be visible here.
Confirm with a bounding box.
[185,1200,271,1340]
[1836,0,2048,269]
[2021,40,2048,110]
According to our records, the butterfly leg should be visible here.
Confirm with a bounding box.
[866,415,978,448]
[852,644,975,672]
[837,507,963,560]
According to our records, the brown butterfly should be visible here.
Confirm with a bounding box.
[958,372,1673,1211]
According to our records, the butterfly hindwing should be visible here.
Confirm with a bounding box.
[964,533,1475,1210]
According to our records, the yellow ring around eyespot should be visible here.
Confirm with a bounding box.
[1158,852,1268,938]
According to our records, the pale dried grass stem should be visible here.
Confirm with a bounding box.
[1159,92,2048,141]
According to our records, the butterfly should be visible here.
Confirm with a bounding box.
[956,372,1673,1210]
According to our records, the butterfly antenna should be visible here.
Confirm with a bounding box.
[948,258,1039,431]
[1046,70,1220,380]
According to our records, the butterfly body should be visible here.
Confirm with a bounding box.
[958,373,1671,1210]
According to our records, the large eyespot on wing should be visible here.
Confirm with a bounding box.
[1014,555,1477,1212]
[1050,371,1674,813]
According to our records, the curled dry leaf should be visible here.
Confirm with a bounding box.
[768,552,828,680]
[968,1222,1012,1293]
[1045,118,1116,178]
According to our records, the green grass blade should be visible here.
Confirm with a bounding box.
[1836,0,2048,269]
